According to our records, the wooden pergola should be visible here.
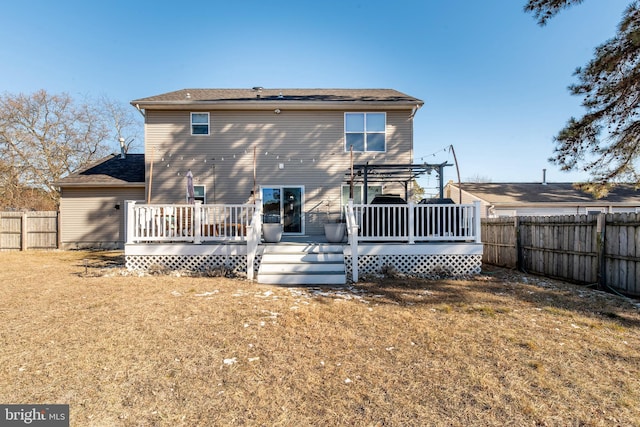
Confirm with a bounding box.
[345,162,453,202]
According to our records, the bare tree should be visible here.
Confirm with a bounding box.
[465,174,493,183]
[0,90,113,205]
[98,95,142,154]
[0,158,20,208]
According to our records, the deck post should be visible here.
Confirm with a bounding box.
[193,202,202,244]
[473,201,482,243]
[347,200,359,282]
[125,200,136,244]
[408,201,415,244]
[246,199,262,281]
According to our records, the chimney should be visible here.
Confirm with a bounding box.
[119,137,126,159]
[542,168,547,185]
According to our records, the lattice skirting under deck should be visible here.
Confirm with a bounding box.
[126,251,481,281]
[345,254,482,280]
[126,254,262,275]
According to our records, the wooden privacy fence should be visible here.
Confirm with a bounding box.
[482,213,640,297]
[0,211,59,251]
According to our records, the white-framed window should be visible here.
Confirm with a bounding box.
[191,112,209,135]
[188,185,206,203]
[344,112,386,152]
[586,207,606,215]
[341,184,383,205]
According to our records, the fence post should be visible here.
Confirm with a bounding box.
[56,211,61,249]
[21,212,28,251]
[596,213,606,291]
[515,216,522,270]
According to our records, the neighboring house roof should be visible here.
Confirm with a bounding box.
[131,88,424,110]
[56,154,145,187]
[449,182,640,206]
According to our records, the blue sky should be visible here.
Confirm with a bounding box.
[0,0,630,190]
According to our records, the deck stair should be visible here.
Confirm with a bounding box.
[257,243,346,285]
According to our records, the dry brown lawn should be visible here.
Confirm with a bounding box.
[1,250,639,426]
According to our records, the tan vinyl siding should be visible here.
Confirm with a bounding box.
[508,207,583,216]
[446,185,481,205]
[612,206,640,213]
[59,187,144,249]
[145,109,415,233]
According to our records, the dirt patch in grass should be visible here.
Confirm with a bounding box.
[1,251,639,426]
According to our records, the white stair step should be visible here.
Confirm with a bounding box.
[262,253,344,263]
[258,273,346,285]
[257,243,347,285]
[259,263,345,273]
[263,244,344,254]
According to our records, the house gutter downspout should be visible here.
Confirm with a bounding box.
[135,104,145,118]
[409,103,422,119]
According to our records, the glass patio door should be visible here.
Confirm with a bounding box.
[261,186,304,234]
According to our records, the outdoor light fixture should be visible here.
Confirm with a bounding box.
[274,109,281,114]
[278,163,285,170]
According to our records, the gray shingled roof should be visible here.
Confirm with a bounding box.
[453,182,640,204]
[131,88,423,107]
[56,154,145,187]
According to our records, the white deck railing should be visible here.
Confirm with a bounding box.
[125,201,257,244]
[125,200,481,245]
[344,200,481,284]
[347,201,481,243]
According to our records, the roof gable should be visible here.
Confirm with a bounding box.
[56,154,145,187]
[452,182,640,205]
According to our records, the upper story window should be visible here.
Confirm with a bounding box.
[191,112,209,135]
[345,112,386,152]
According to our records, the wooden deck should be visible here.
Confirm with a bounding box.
[124,201,483,282]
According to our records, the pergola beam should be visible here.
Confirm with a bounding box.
[346,162,452,200]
